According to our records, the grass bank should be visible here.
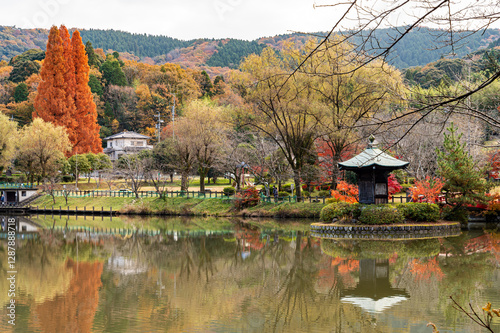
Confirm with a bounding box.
[31,195,327,219]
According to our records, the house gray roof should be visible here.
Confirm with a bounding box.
[338,138,409,171]
[103,131,150,141]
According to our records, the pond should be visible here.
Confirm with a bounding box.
[1,215,499,332]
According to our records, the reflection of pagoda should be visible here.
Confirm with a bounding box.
[341,259,409,313]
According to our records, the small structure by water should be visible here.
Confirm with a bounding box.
[339,136,409,204]
[0,184,38,205]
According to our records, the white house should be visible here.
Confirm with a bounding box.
[103,131,153,161]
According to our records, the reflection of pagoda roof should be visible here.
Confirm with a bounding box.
[341,259,409,312]
[341,296,408,313]
[339,146,409,171]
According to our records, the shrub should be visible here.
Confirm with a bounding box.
[326,197,340,204]
[302,190,310,198]
[62,175,75,182]
[223,186,236,196]
[234,186,260,209]
[398,202,440,222]
[320,202,358,221]
[318,190,330,198]
[358,205,404,225]
[320,184,331,190]
[278,191,289,198]
[282,184,293,193]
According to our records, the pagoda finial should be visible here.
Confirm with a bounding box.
[368,135,378,148]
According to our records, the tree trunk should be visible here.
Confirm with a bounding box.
[199,167,207,192]
[181,171,189,192]
[293,170,302,201]
[331,154,342,190]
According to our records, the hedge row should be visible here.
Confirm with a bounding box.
[320,202,440,224]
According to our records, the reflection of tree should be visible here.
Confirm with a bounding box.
[35,259,103,333]
[270,233,320,331]
[0,238,73,306]
[197,237,215,282]
[179,238,195,280]
[179,237,216,283]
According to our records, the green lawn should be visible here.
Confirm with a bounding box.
[31,194,326,219]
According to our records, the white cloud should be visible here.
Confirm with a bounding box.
[0,0,341,40]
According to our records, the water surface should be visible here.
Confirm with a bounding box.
[1,215,499,332]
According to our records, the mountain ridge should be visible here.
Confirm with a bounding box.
[1,25,499,71]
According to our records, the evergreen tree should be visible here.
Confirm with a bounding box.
[199,70,213,97]
[88,74,103,96]
[85,41,101,68]
[8,60,40,83]
[436,124,491,209]
[100,58,127,86]
[13,82,29,102]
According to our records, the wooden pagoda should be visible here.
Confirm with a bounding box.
[338,137,409,204]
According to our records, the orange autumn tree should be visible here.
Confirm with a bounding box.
[33,26,74,133]
[59,25,78,149]
[411,176,444,203]
[330,180,359,203]
[71,30,102,153]
[33,26,101,155]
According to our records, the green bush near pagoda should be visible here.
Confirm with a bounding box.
[358,205,404,225]
[397,202,440,222]
[319,202,360,221]
[320,202,441,224]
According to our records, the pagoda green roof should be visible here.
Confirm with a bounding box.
[338,147,409,170]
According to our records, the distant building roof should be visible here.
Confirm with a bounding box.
[338,137,409,171]
[103,131,150,141]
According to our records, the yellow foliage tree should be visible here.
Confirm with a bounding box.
[0,112,18,173]
[17,118,72,180]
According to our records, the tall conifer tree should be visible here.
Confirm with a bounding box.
[33,26,74,131]
[71,30,102,153]
[59,25,78,150]
[34,26,102,155]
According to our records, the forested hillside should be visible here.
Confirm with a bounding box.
[357,27,500,68]
[1,25,499,70]
[206,39,265,69]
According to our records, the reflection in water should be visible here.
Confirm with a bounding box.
[341,259,409,313]
[35,259,103,333]
[0,216,499,332]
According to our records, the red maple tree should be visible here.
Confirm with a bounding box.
[410,176,444,203]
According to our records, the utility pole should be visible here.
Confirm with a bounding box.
[172,94,176,139]
[155,111,164,143]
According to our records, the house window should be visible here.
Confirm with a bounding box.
[21,191,26,197]
[109,142,113,148]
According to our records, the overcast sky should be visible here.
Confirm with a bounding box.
[1,0,346,40]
